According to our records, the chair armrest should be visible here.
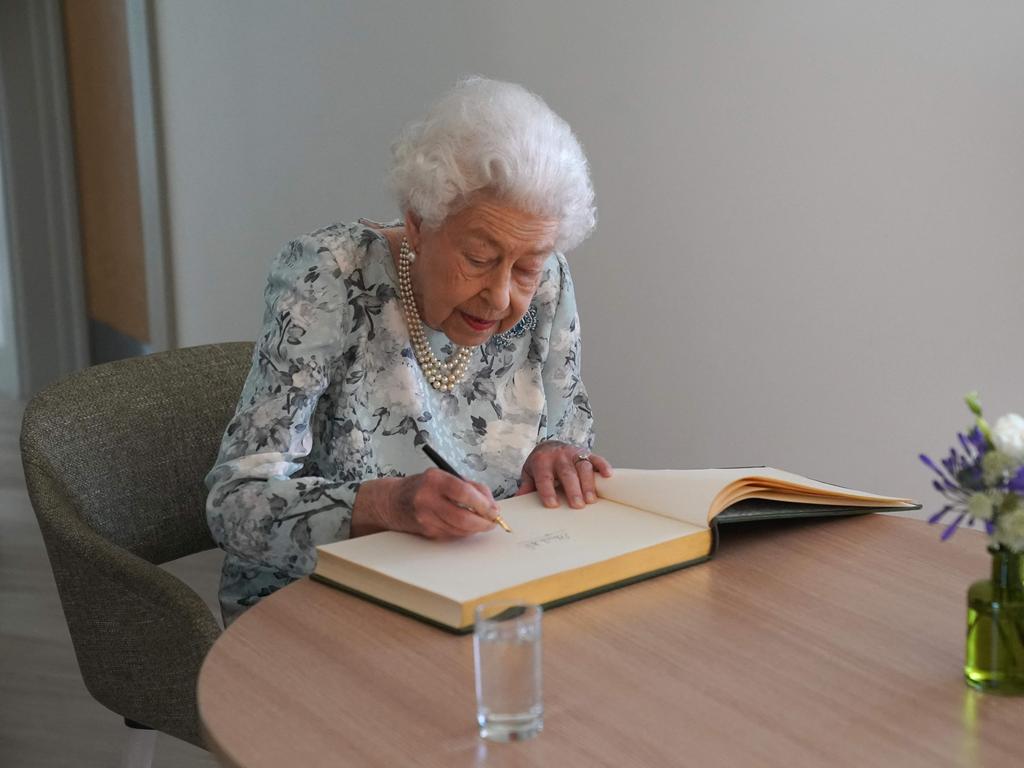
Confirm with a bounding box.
[23,458,222,747]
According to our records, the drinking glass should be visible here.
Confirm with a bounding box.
[473,601,543,741]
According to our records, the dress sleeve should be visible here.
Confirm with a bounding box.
[205,236,357,580]
[541,254,595,450]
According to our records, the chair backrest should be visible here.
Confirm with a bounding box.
[20,342,253,745]
[21,342,253,564]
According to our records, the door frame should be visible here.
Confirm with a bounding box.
[0,0,174,398]
[127,0,175,355]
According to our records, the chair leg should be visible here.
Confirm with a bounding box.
[120,720,156,768]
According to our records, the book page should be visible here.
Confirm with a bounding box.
[595,468,757,527]
[711,468,915,517]
[595,467,916,526]
[317,493,703,604]
[729,467,914,501]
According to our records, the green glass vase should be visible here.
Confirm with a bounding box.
[964,547,1024,694]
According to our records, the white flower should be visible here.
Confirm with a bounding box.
[991,413,1024,461]
[290,368,321,391]
[995,507,1024,553]
[968,492,995,521]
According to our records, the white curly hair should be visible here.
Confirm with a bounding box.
[388,77,596,253]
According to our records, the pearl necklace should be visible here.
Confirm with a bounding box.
[397,237,476,392]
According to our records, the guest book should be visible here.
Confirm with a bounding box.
[312,467,918,632]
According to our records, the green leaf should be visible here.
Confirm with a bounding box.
[976,416,995,448]
[965,391,984,417]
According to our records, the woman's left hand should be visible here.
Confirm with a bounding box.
[515,441,613,509]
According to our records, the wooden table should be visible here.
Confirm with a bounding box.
[197,515,1024,767]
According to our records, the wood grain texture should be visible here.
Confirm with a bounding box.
[62,0,149,342]
[198,515,1024,767]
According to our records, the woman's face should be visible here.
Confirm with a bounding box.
[404,196,559,347]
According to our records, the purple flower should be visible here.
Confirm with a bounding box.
[966,427,989,455]
[1008,466,1024,495]
[921,396,1024,546]
[919,435,988,540]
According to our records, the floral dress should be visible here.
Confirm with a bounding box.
[205,221,595,625]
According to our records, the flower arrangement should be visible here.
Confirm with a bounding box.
[920,393,1024,552]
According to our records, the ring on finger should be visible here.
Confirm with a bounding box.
[573,452,592,466]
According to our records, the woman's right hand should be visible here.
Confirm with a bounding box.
[351,469,499,539]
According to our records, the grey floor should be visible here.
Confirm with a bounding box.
[0,398,223,767]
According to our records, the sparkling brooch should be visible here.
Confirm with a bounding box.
[493,304,537,350]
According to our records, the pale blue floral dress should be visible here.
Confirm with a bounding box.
[205,221,594,624]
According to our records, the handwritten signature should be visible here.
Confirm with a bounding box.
[518,529,571,551]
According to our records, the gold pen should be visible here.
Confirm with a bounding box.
[422,444,512,533]
[454,503,512,532]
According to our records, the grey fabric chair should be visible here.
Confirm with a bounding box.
[19,342,253,751]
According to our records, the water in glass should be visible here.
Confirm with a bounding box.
[473,604,543,741]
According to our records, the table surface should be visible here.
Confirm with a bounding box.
[197,515,1024,768]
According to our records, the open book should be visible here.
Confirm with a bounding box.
[312,467,918,632]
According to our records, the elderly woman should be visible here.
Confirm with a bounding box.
[206,77,612,625]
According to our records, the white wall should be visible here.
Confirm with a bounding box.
[153,0,1024,509]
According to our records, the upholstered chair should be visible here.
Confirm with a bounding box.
[20,342,252,766]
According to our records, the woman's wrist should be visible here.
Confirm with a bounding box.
[351,477,401,537]
[537,437,588,452]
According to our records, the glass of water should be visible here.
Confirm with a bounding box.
[473,601,543,742]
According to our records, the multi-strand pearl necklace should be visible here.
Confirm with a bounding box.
[397,238,476,392]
